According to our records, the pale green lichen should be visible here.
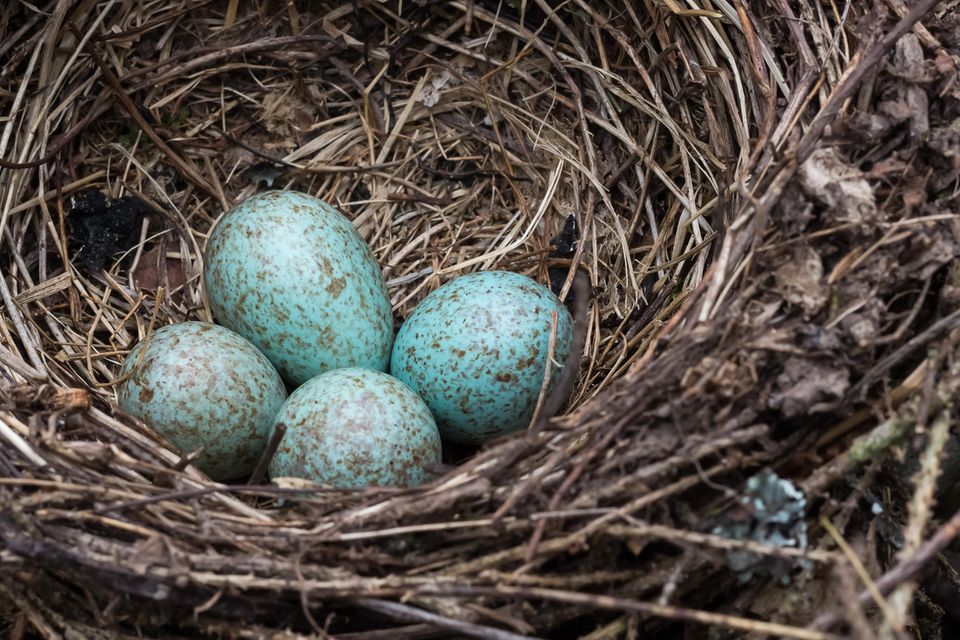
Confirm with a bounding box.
[712,470,809,584]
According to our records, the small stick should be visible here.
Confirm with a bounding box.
[71,23,219,200]
[0,415,46,467]
[173,448,203,472]
[887,407,952,629]
[249,423,286,486]
[810,506,960,631]
[821,518,898,629]
[531,270,591,432]
[357,598,534,640]
[527,311,559,430]
[415,585,840,640]
[844,307,960,404]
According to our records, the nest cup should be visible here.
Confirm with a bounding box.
[3,1,959,638]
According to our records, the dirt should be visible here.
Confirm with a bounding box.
[66,189,152,272]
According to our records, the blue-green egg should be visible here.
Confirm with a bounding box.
[116,322,287,480]
[269,368,441,488]
[203,190,393,385]
[390,271,574,445]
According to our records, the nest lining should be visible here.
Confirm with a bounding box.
[1,0,739,407]
[2,0,960,638]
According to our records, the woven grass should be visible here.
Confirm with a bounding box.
[2,0,960,638]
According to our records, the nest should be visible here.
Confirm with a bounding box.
[2,0,960,637]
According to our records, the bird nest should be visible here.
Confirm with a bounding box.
[2,1,960,638]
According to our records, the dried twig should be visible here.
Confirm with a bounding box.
[249,423,287,486]
[811,506,960,632]
[357,599,535,640]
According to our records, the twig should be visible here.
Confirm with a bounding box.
[0,414,46,467]
[527,311,559,429]
[213,127,300,169]
[524,406,637,562]
[532,270,591,431]
[72,24,219,200]
[802,415,914,497]
[811,506,960,631]
[794,0,941,163]
[606,522,839,564]
[844,308,960,404]
[0,583,61,640]
[886,408,952,631]
[821,517,898,629]
[0,95,112,169]
[124,35,343,87]
[249,423,287,486]
[413,586,843,640]
[357,599,537,640]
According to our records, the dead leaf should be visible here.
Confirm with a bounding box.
[928,118,960,171]
[846,111,894,139]
[769,357,849,418]
[841,309,880,345]
[420,70,455,108]
[898,226,959,280]
[133,237,186,298]
[261,91,318,142]
[798,148,877,224]
[880,85,929,138]
[891,34,929,82]
[774,246,826,314]
[878,35,931,138]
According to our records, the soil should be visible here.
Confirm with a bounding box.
[66,189,152,272]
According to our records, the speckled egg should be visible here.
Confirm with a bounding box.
[269,368,441,488]
[116,322,287,481]
[390,271,574,445]
[203,190,393,385]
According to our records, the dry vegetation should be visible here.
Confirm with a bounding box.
[1,0,960,638]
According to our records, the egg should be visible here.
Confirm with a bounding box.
[203,190,393,384]
[390,271,574,445]
[116,322,287,480]
[269,368,441,488]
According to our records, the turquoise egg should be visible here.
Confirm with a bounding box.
[390,271,574,445]
[203,190,393,384]
[269,368,441,488]
[116,322,287,480]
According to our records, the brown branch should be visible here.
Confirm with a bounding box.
[532,270,591,431]
[357,599,535,640]
[123,35,342,87]
[249,423,287,486]
[411,585,844,640]
[845,307,960,404]
[810,506,960,631]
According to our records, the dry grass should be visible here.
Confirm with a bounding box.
[2,0,959,638]
[0,0,753,405]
